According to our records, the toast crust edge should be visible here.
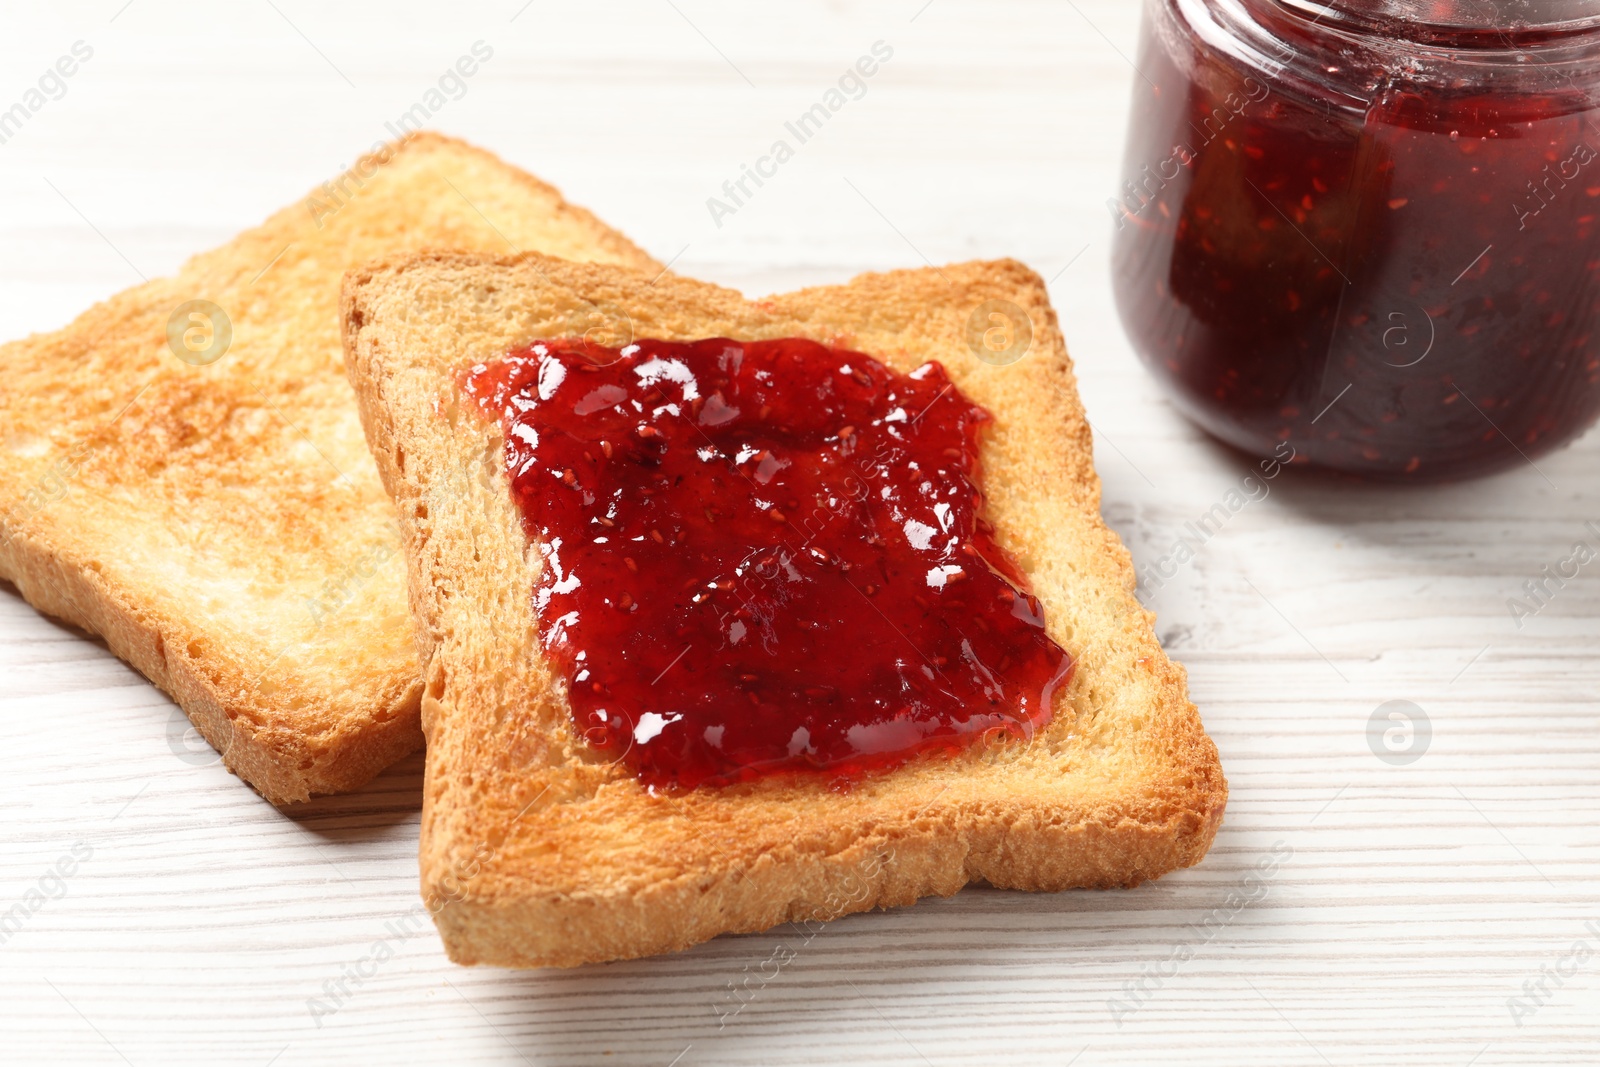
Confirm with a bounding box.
[0,524,423,799]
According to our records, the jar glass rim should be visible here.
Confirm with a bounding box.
[1263,0,1600,46]
[1171,0,1600,122]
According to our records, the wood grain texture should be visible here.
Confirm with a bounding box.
[1,1,1597,1064]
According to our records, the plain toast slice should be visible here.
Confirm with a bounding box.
[0,134,659,803]
[342,252,1227,967]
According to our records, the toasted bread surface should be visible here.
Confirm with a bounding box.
[0,134,660,803]
[342,252,1226,967]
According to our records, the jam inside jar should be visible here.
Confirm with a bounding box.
[1112,0,1600,480]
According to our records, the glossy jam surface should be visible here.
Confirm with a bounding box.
[463,337,1070,790]
[1113,0,1600,480]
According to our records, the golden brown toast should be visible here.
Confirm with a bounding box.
[341,252,1226,967]
[0,134,659,804]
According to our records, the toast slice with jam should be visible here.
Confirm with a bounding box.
[341,251,1226,967]
[0,133,659,804]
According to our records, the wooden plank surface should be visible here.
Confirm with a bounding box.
[2,1,1596,1063]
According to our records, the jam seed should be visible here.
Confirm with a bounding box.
[650,529,665,544]
[768,508,787,523]
[624,557,638,572]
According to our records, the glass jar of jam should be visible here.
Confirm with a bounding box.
[1112,0,1600,480]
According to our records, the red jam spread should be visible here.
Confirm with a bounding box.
[1113,0,1600,480]
[462,337,1070,790]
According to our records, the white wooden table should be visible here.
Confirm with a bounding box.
[3,2,1597,1064]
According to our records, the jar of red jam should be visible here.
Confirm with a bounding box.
[1112,0,1600,480]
